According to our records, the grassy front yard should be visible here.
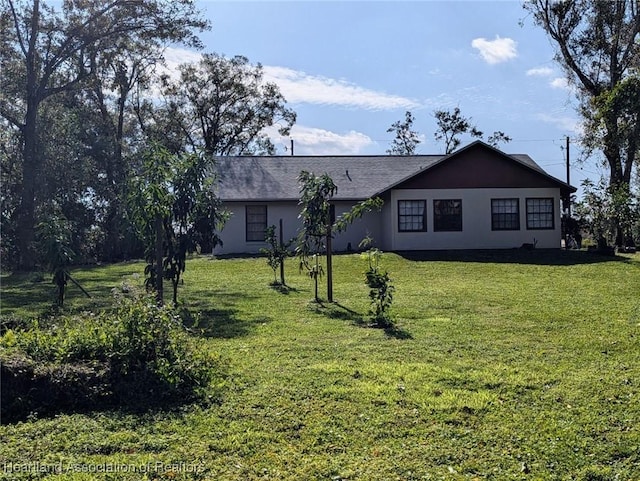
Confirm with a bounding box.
[1,250,639,480]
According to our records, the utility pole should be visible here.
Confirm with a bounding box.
[566,136,570,186]
[291,139,294,156]
[566,136,571,216]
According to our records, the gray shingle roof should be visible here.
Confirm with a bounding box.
[214,155,443,201]
[213,141,573,201]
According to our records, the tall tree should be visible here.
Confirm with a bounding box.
[159,53,297,156]
[82,43,165,261]
[3,86,103,266]
[433,107,511,154]
[386,110,421,155]
[524,0,640,191]
[433,108,484,154]
[0,0,208,269]
[0,118,22,262]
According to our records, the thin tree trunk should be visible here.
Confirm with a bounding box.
[279,219,285,285]
[326,223,333,303]
[172,278,178,306]
[15,0,41,270]
[155,213,164,305]
[314,254,319,302]
[16,100,39,270]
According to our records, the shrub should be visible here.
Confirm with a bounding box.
[361,246,395,328]
[109,287,224,403]
[0,287,225,421]
[260,224,292,285]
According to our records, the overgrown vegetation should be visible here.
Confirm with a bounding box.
[575,178,639,249]
[1,283,225,422]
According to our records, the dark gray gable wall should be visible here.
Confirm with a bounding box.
[380,141,575,195]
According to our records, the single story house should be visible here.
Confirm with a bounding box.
[212,141,576,255]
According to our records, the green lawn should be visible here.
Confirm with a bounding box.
[1,250,640,480]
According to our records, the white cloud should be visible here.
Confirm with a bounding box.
[160,48,420,111]
[290,126,375,155]
[163,47,202,71]
[145,47,204,96]
[526,67,554,77]
[471,36,518,65]
[266,125,375,155]
[536,113,582,134]
[550,77,571,90]
[263,66,420,111]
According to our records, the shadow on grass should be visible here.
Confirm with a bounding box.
[180,304,271,339]
[384,326,414,340]
[308,300,365,324]
[396,249,631,266]
[307,301,414,339]
[1,264,147,318]
[269,282,299,295]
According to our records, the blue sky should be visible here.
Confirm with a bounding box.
[165,0,608,191]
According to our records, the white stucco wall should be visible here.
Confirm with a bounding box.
[213,200,383,255]
[389,188,563,250]
[213,187,563,255]
[333,201,383,252]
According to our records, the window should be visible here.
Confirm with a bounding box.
[526,198,554,229]
[491,198,520,231]
[433,199,462,232]
[246,205,267,241]
[398,200,426,232]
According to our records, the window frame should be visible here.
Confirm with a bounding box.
[397,199,427,232]
[245,204,268,242]
[433,199,463,232]
[491,198,520,231]
[525,197,555,230]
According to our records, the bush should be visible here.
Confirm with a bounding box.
[361,247,395,328]
[0,288,225,422]
[109,288,224,404]
[260,224,292,285]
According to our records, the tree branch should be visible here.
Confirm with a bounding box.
[7,0,28,58]
[0,103,25,131]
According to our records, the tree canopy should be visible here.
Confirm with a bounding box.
[433,107,511,154]
[386,111,421,155]
[0,0,209,269]
[525,0,640,189]
[159,53,296,156]
[0,1,298,271]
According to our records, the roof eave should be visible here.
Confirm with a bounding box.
[219,196,370,203]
